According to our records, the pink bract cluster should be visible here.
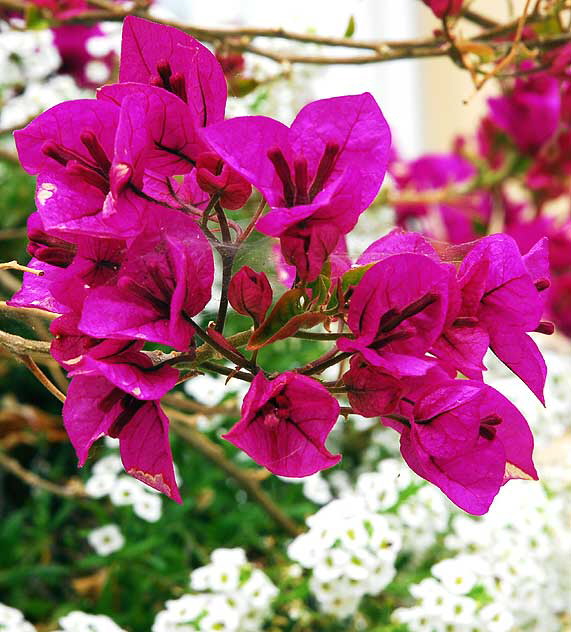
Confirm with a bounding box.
[391,45,571,339]
[9,17,553,514]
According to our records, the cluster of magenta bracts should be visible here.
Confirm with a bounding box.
[9,17,552,514]
[390,40,571,338]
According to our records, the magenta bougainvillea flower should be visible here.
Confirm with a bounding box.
[421,0,463,18]
[338,253,452,376]
[53,24,114,88]
[228,266,273,326]
[119,16,227,127]
[223,372,340,477]
[488,69,561,154]
[63,371,181,501]
[203,92,391,280]
[390,153,491,243]
[14,99,126,237]
[28,0,87,18]
[342,357,403,418]
[78,213,213,351]
[453,234,550,402]
[384,380,537,514]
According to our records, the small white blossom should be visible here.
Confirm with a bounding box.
[87,524,125,556]
[56,610,126,631]
[133,492,162,523]
[109,476,144,506]
[85,473,116,499]
[0,603,35,631]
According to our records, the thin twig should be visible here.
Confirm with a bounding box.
[0,261,43,275]
[0,300,59,321]
[236,198,267,245]
[188,319,257,373]
[0,228,26,241]
[20,355,66,403]
[0,451,86,498]
[168,411,301,536]
[0,147,20,166]
[162,392,240,416]
[0,329,51,361]
[214,203,234,333]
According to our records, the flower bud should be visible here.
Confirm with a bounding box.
[228,266,273,325]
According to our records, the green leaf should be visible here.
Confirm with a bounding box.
[344,15,356,38]
[307,274,331,307]
[340,263,376,293]
[247,288,327,350]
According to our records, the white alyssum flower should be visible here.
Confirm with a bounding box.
[56,610,126,631]
[133,492,162,523]
[288,495,401,618]
[154,548,277,631]
[0,603,35,632]
[109,476,145,507]
[184,373,226,407]
[87,524,125,556]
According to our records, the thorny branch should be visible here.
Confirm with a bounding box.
[0,0,566,72]
[0,450,87,498]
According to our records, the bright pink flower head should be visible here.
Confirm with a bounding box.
[202,92,391,280]
[488,70,561,153]
[78,212,214,351]
[391,153,491,243]
[53,24,114,88]
[343,357,403,418]
[421,0,463,18]
[119,16,227,126]
[228,266,273,326]
[223,372,341,477]
[63,371,181,501]
[384,380,537,514]
[457,235,550,402]
[338,252,452,376]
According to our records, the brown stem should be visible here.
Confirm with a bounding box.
[300,350,352,376]
[199,361,255,383]
[237,198,267,245]
[168,411,302,536]
[20,355,66,403]
[214,203,234,333]
[0,329,51,361]
[0,450,86,498]
[0,261,43,275]
[162,392,240,416]
[293,330,349,341]
[0,228,27,240]
[188,319,257,372]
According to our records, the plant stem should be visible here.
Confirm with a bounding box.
[299,350,352,376]
[0,450,86,498]
[200,361,256,383]
[293,330,349,341]
[188,319,256,372]
[214,203,235,333]
[237,198,266,245]
[168,412,302,536]
[20,356,66,403]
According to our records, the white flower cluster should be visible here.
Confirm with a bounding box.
[0,26,60,87]
[87,523,125,556]
[153,548,278,632]
[288,495,402,619]
[394,481,571,632]
[0,603,34,632]
[85,453,165,522]
[0,24,90,131]
[55,610,126,631]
